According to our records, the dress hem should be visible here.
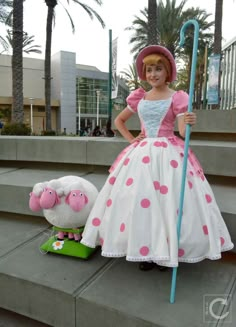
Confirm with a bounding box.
[80,241,234,267]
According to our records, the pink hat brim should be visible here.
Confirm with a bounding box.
[136,45,177,82]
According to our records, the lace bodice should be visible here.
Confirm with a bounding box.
[126,88,189,138]
[138,98,172,138]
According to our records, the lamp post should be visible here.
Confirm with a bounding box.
[29,97,35,134]
[78,101,81,133]
[95,90,101,126]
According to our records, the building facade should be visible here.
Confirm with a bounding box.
[0,51,129,135]
[221,36,236,110]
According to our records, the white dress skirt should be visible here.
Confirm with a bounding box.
[81,93,234,267]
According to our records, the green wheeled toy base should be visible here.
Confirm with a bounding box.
[40,226,97,259]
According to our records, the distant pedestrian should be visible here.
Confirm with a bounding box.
[105,120,115,137]
[92,125,102,137]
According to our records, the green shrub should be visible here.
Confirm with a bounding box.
[41,130,57,136]
[1,123,31,135]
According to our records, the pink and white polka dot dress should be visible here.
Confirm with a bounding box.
[81,88,234,267]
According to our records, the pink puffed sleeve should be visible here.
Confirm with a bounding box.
[126,88,146,113]
[172,90,189,117]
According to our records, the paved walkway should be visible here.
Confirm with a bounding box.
[0,212,235,327]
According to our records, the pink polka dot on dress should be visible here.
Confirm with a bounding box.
[160,185,168,194]
[178,248,185,257]
[126,178,133,186]
[139,246,149,256]
[140,141,147,147]
[161,141,168,148]
[188,181,193,189]
[177,208,183,216]
[106,199,112,207]
[205,194,212,203]
[141,198,151,208]
[220,237,225,246]
[153,181,160,190]
[124,158,130,166]
[120,223,125,232]
[202,225,208,235]
[170,160,178,168]
[142,156,150,164]
[153,141,161,147]
[92,217,101,227]
[109,176,116,185]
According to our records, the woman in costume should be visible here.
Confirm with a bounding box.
[81,45,234,270]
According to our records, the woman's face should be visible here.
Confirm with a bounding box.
[145,62,168,87]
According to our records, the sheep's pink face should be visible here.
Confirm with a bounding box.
[40,187,60,209]
[29,192,41,212]
[66,190,88,212]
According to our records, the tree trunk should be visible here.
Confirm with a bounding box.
[12,0,24,123]
[45,0,57,131]
[147,0,158,45]
[213,0,223,54]
[213,0,223,107]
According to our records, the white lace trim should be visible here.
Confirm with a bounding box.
[80,239,97,249]
[81,241,234,267]
[100,243,234,267]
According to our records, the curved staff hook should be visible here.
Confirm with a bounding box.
[170,19,199,304]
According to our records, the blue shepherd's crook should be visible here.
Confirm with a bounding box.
[170,19,199,304]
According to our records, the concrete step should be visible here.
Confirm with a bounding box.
[0,166,235,250]
[0,212,235,327]
[0,136,235,177]
[0,134,235,326]
[0,307,50,327]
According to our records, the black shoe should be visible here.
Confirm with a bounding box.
[139,262,156,271]
[157,265,169,271]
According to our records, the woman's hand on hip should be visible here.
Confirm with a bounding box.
[131,132,145,144]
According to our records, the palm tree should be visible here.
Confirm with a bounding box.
[213,0,223,55]
[1,29,42,54]
[126,0,189,58]
[120,63,142,91]
[12,0,24,123]
[212,0,223,107]
[0,0,12,20]
[125,9,148,57]
[157,0,188,56]
[125,1,214,97]
[44,0,105,132]
[178,6,214,96]
[147,0,158,44]
[0,0,13,49]
[120,62,151,91]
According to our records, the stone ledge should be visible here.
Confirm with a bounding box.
[0,136,235,176]
[112,108,236,133]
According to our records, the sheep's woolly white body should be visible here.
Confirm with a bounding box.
[30,176,98,228]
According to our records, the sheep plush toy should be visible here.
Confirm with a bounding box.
[29,175,98,258]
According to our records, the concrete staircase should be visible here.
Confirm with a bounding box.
[0,134,235,327]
